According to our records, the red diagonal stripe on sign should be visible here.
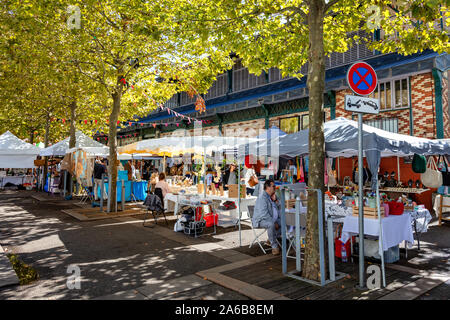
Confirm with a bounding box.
[354,69,371,88]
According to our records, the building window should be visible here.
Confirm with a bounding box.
[301,115,309,130]
[280,116,299,134]
[368,77,409,110]
[364,118,399,133]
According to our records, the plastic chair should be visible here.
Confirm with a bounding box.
[247,205,273,254]
[142,191,168,227]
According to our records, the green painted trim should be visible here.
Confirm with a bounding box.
[432,68,444,139]
[408,76,414,136]
[261,104,269,129]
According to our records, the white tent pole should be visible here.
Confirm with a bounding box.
[238,157,242,247]
[203,147,206,198]
[376,180,386,287]
[163,155,166,175]
[337,157,340,185]
[397,156,400,184]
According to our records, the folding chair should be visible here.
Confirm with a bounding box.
[247,205,273,254]
[285,210,307,260]
[142,191,168,227]
[78,186,94,204]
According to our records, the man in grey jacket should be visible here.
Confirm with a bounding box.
[252,179,281,255]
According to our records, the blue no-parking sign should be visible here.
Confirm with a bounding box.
[346,61,378,96]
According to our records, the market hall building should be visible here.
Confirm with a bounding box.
[112,37,450,210]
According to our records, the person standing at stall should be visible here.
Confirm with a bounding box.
[155,172,170,198]
[93,158,107,201]
[148,168,159,193]
[288,159,297,181]
[222,163,237,190]
[244,164,258,196]
[124,160,133,181]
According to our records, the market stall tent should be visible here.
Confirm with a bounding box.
[119,135,260,157]
[40,131,109,157]
[242,118,450,189]
[0,131,40,168]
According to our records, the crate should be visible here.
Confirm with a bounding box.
[228,184,246,199]
[184,220,206,236]
[285,199,296,209]
[352,206,385,218]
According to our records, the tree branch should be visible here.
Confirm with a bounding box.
[324,0,341,14]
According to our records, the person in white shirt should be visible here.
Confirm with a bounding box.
[288,159,297,181]
[244,164,257,195]
[155,172,170,198]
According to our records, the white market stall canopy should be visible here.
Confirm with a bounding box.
[242,118,450,158]
[0,131,40,168]
[40,131,109,157]
[324,118,450,158]
[119,135,260,157]
[240,117,450,189]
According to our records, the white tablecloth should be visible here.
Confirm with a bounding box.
[433,195,450,216]
[0,176,31,187]
[341,213,414,251]
[165,192,257,220]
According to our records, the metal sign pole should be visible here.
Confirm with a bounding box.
[357,112,365,289]
[280,187,287,274]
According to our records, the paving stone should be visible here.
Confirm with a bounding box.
[136,274,211,299]
[379,277,445,300]
[200,272,287,300]
[93,290,147,300]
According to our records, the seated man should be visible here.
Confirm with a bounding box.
[252,179,281,255]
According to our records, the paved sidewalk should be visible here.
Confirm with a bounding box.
[1,190,449,300]
[0,191,248,299]
[0,245,19,288]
